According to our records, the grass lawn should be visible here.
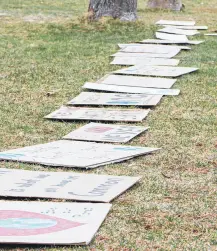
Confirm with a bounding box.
[0,0,217,249]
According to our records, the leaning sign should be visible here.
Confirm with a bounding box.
[45,106,150,122]
[68,92,163,106]
[0,201,111,245]
[63,122,148,143]
[0,140,159,169]
[0,168,141,202]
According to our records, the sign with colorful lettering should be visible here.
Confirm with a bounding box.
[114,65,198,77]
[156,20,196,26]
[45,106,150,122]
[111,57,180,66]
[83,82,180,96]
[98,74,177,89]
[63,122,148,143]
[0,140,159,169]
[158,27,200,36]
[156,32,189,42]
[112,51,180,58]
[67,92,162,106]
[120,45,181,54]
[0,168,141,202]
[140,39,204,45]
[0,201,111,245]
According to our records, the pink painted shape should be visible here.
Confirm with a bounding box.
[0,210,85,236]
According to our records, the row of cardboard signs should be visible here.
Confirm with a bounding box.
[0,20,205,246]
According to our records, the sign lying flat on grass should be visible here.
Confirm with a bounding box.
[156,32,189,42]
[83,82,180,96]
[120,45,181,54]
[158,27,200,36]
[0,168,141,202]
[112,51,180,58]
[163,25,208,30]
[63,123,148,143]
[98,74,177,89]
[114,65,198,77]
[205,33,217,36]
[45,106,150,122]
[118,43,190,50]
[0,201,111,245]
[140,39,204,45]
[110,57,180,66]
[0,140,159,169]
[156,20,196,26]
[68,92,163,106]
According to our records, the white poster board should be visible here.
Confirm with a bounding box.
[112,51,180,58]
[205,33,217,36]
[98,74,177,89]
[114,65,198,77]
[0,168,141,202]
[118,43,190,50]
[156,32,189,42]
[163,25,208,30]
[63,122,148,143]
[0,140,159,169]
[83,82,180,96]
[158,27,200,36]
[156,20,196,26]
[45,106,150,122]
[140,39,204,45]
[110,57,180,66]
[120,45,181,54]
[0,201,111,245]
[67,92,162,106]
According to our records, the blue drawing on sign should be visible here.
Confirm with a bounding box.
[106,101,138,105]
[0,218,57,229]
[0,153,25,158]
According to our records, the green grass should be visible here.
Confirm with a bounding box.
[0,0,217,250]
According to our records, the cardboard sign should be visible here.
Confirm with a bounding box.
[120,45,181,54]
[83,82,180,96]
[97,74,177,89]
[163,25,208,30]
[205,33,217,36]
[110,57,180,66]
[118,43,190,50]
[112,51,180,58]
[140,39,204,45]
[156,20,196,26]
[67,92,163,106]
[63,122,148,143]
[156,32,189,42]
[0,168,141,202]
[114,65,198,77]
[158,27,200,36]
[0,201,111,245]
[0,140,159,169]
[45,106,150,122]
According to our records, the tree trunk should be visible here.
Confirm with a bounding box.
[88,0,137,21]
[147,0,183,11]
